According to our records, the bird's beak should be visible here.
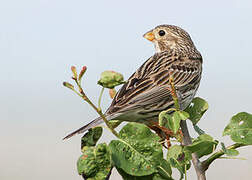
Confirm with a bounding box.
[143,31,155,41]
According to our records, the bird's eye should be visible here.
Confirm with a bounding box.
[158,30,166,36]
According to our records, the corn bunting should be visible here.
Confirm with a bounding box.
[64,25,202,139]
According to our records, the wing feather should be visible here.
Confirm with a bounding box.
[107,51,202,114]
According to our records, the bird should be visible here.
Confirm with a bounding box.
[63,24,202,140]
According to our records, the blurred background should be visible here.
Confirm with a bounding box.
[0,0,251,179]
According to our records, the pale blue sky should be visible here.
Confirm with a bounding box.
[0,0,252,179]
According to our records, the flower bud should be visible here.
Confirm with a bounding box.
[97,71,124,89]
[109,88,116,99]
[78,66,87,81]
[71,66,77,80]
[63,81,74,90]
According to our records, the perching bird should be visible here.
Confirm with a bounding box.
[63,25,202,140]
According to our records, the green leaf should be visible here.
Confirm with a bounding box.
[110,140,156,176]
[109,122,172,179]
[117,168,172,180]
[221,142,239,156]
[193,124,205,135]
[169,158,190,180]
[159,111,170,128]
[198,134,213,141]
[153,172,173,180]
[97,71,124,89]
[81,127,103,149]
[159,110,189,134]
[185,97,208,125]
[167,145,192,164]
[157,159,172,180]
[223,112,252,145]
[168,112,182,134]
[117,168,153,180]
[225,149,239,156]
[177,111,190,120]
[185,134,218,158]
[167,145,191,180]
[167,145,182,160]
[77,143,112,180]
[164,111,189,134]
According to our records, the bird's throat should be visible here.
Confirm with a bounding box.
[154,41,176,53]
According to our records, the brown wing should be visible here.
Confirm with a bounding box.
[106,51,202,114]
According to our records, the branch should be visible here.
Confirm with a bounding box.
[169,75,245,180]
[64,66,119,138]
[180,120,206,180]
[202,143,245,171]
[169,74,206,180]
[74,78,119,138]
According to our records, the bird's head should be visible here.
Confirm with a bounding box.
[143,25,196,54]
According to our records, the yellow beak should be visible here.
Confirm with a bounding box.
[143,32,155,41]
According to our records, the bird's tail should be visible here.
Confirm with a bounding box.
[63,117,103,140]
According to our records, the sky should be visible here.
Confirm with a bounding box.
[0,0,252,179]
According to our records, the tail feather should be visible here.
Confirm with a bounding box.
[63,117,103,140]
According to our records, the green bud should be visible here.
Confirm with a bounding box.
[63,81,74,90]
[97,71,124,89]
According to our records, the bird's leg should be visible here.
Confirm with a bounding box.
[148,122,175,148]
[148,120,184,148]
[147,124,167,148]
[165,133,171,148]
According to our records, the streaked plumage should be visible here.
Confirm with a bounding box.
[63,25,202,140]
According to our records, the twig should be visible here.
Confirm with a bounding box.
[70,76,119,138]
[202,143,245,171]
[98,87,105,111]
[184,164,187,180]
